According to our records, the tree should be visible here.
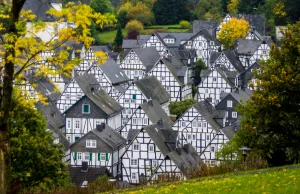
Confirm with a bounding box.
[0,2,115,193]
[179,20,190,29]
[127,2,154,25]
[235,22,300,166]
[126,29,140,39]
[193,59,207,86]
[153,0,190,25]
[125,20,144,33]
[90,0,114,14]
[9,90,69,192]
[227,0,239,14]
[113,24,123,51]
[169,99,197,118]
[195,0,223,21]
[217,18,250,49]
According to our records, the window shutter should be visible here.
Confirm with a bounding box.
[74,152,77,160]
[132,94,136,100]
[98,153,100,161]
[90,152,92,161]
[106,153,109,161]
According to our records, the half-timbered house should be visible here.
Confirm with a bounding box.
[141,32,169,56]
[235,38,271,69]
[197,68,236,106]
[120,47,161,80]
[118,76,170,127]
[172,101,231,165]
[70,123,126,177]
[120,100,201,184]
[215,89,252,126]
[209,50,244,73]
[238,62,260,90]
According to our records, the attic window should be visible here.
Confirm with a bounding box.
[82,104,90,114]
[227,100,233,108]
[86,139,97,148]
[210,41,214,46]
[187,41,192,45]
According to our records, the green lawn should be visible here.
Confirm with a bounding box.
[98,29,128,45]
[108,165,300,194]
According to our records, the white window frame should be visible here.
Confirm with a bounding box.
[192,134,196,141]
[192,121,197,128]
[75,119,80,129]
[213,77,217,82]
[149,144,154,152]
[197,122,202,128]
[84,152,90,161]
[203,122,207,129]
[78,152,82,160]
[67,120,71,129]
[181,121,186,127]
[131,159,138,166]
[152,160,158,167]
[227,100,233,107]
[132,118,137,125]
[133,143,140,151]
[100,153,106,161]
[86,139,97,148]
[210,146,215,152]
[232,112,238,118]
[65,93,71,100]
[82,104,90,114]
[131,172,138,180]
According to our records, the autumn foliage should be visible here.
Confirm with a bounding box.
[217,18,250,49]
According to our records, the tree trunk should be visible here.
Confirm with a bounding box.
[0,1,26,193]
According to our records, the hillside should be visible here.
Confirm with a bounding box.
[109,165,300,194]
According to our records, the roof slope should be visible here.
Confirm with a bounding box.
[135,76,170,104]
[74,73,100,94]
[193,20,220,37]
[68,166,109,186]
[133,47,161,72]
[99,59,130,84]
[235,39,263,55]
[23,0,53,21]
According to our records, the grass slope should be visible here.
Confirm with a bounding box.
[110,165,300,194]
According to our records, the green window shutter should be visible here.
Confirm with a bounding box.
[90,152,92,161]
[98,153,100,161]
[75,136,79,141]
[106,153,109,161]
[83,104,90,113]
[74,152,77,160]
[132,94,136,100]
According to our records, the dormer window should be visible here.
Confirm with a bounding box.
[82,104,90,114]
[86,139,97,148]
[187,41,192,45]
[210,41,214,46]
[227,100,233,107]
[164,38,175,44]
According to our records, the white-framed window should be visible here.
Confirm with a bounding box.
[210,41,214,46]
[187,134,192,140]
[262,50,267,55]
[131,159,138,166]
[210,146,215,152]
[65,93,70,100]
[203,122,207,128]
[143,118,148,125]
[122,109,127,114]
[95,120,101,126]
[132,118,137,125]
[133,143,140,151]
[227,100,233,107]
[192,134,196,141]
[84,152,90,161]
[75,120,80,129]
[188,59,191,64]
[197,122,202,128]
[166,86,170,91]
[139,71,143,75]
[199,42,202,47]
[100,153,106,161]
[134,71,138,76]
[77,93,81,100]
[67,120,71,129]
[152,160,158,167]
[192,121,197,128]
[149,144,154,152]
[206,135,210,141]
[182,121,186,127]
[213,77,217,82]
[161,76,165,81]
[131,172,137,180]
[220,88,225,93]
[205,89,209,93]
[127,109,132,114]
[86,140,97,148]
[232,112,238,118]
[82,104,90,114]
[211,160,216,166]
[78,152,82,160]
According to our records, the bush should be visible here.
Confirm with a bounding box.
[125,20,144,33]
[126,29,140,40]
[180,20,190,29]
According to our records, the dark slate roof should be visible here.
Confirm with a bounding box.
[193,20,220,37]
[133,47,161,72]
[231,14,265,36]
[127,129,140,142]
[157,32,194,48]
[35,102,70,151]
[210,51,244,73]
[200,69,212,79]
[161,58,185,86]
[86,89,123,116]
[174,66,188,77]
[113,84,127,94]
[221,121,240,140]
[70,124,126,150]
[235,39,263,55]
[74,73,100,94]
[247,29,264,40]
[68,166,110,186]
[24,72,61,103]
[99,59,130,84]
[122,35,151,49]
[140,100,174,129]
[210,52,222,64]
[193,101,222,131]
[22,0,53,21]
[169,48,197,60]
[135,76,170,104]
[230,88,252,104]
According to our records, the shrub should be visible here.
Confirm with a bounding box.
[180,20,190,29]
[126,29,140,40]
[125,20,144,33]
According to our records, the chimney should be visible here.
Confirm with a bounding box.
[136,35,140,45]
[101,123,106,130]
[157,118,163,128]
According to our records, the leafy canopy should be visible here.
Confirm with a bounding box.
[234,22,300,166]
[169,99,197,118]
[90,0,115,14]
[217,18,250,49]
